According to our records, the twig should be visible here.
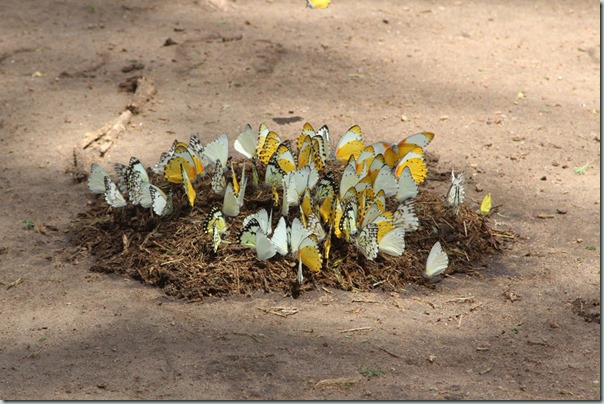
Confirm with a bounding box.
[339,326,372,333]
[1,277,23,289]
[352,299,378,303]
[257,307,299,317]
[445,295,475,303]
[375,344,401,358]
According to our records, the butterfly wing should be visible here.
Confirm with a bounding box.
[149,185,173,216]
[88,163,110,194]
[202,133,229,169]
[378,226,406,256]
[104,176,127,208]
[234,124,257,160]
[335,125,364,162]
[480,193,492,215]
[396,166,419,202]
[424,241,449,278]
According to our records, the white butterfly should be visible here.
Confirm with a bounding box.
[88,163,110,194]
[395,166,418,202]
[378,227,406,257]
[354,222,379,260]
[149,185,173,216]
[424,241,449,278]
[392,200,419,232]
[281,166,320,216]
[211,160,227,196]
[126,157,151,206]
[104,176,127,208]
[201,133,229,170]
[371,164,398,197]
[255,216,289,260]
[234,124,257,160]
[445,169,465,215]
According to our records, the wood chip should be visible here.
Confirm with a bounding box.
[536,213,554,219]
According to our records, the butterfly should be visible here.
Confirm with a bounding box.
[149,185,173,216]
[257,131,282,166]
[392,200,419,232]
[306,0,331,9]
[424,241,449,278]
[281,166,320,216]
[339,157,362,200]
[264,142,296,188]
[152,135,204,176]
[299,122,330,170]
[211,160,227,196]
[314,171,337,204]
[234,124,258,160]
[398,131,434,149]
[239,208,273,248]
[370,164,398,198]
[338,198,359,242]
[290,217,322,284]
[204,206,227,253]
[88,163,111,194]
[255,216,289,260]
[125,157,150,205]
[354,222,379,260]
[201,133,229,170]
[181,163,196,207]
[480,193,492,215]
[378,226,406,257]
[234,124,261,187]
[222,162,248,217]
[161,139,205,183]
[103,176,127,208]
[395,166,419,202]
[394,147,427,184]
[335,125,364,163]
[445,169,465,215]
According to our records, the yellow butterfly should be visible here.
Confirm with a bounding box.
[180,163,196,207]
[204,206,227,253]
[335,125,364,163]
[223,162,247,217]
[397,131,434,149]
[257,131,282,166]
[480,193,492,215]
[154,137,204,178]
[394,148,427,184]
[290,218,322,284]
[162,141,205,183]
[306,0,331,9]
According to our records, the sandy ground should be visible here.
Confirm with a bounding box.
[0,0,600,400]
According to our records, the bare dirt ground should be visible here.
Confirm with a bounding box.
[0,0,600,400]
